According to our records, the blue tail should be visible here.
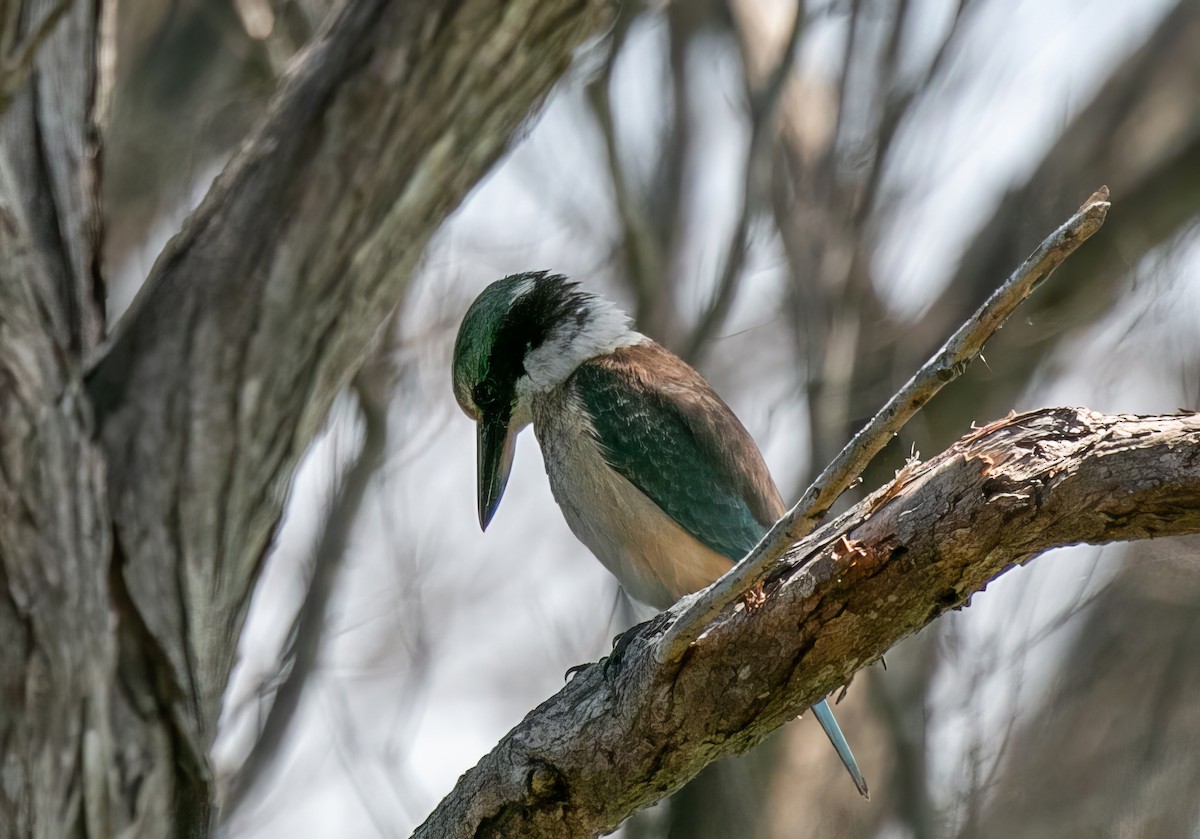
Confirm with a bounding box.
[812,698,869,798]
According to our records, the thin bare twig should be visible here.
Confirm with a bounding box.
[658,187,1111,662]
[586,14,668,334]
[858,0,975,221]
[681,0,807,363]
[825,0,864,180]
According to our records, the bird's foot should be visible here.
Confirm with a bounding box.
[563,662,592,682]
[608,627,639,665]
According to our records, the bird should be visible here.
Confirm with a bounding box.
[451,270,868,797]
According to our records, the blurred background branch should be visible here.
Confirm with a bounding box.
[0,0,73,112]
[220,351,395,823]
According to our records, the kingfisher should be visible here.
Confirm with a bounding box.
[451,271,868,797]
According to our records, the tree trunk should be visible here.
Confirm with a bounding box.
[0,0,611,835]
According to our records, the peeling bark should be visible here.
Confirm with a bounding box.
[0,155,112,839]
[415,409,1200,839]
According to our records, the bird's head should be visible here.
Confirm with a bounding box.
[452,271,640,529]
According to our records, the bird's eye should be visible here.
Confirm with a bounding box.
[473,381,500,409]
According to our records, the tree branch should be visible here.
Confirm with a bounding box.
[415,407,1200,838]
[661,187,1110,659]
[680,0,806,364]
[587,11,669,338]
[0,0,105,357]
[919,1,1200,354]
[84,0,611,769]
[0,149,113,839]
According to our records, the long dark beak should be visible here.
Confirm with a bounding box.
[477,415,517,530]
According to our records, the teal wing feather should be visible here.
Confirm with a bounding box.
[572,343,869,797]
[570,342,783,561]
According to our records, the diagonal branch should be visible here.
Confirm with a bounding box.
[415,407,1200,839]
[0,0,105,357]
[660,187,1110,659]
[0,149,113,839]
[918,1,1200,355]
[83,0,611,794]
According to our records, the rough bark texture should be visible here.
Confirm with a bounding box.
[415,408,1200,839]
[0,3,114,837]
[88,0,610,747]
[0,0,612,835]
[0,0,105,357]
[0,154,112,839]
